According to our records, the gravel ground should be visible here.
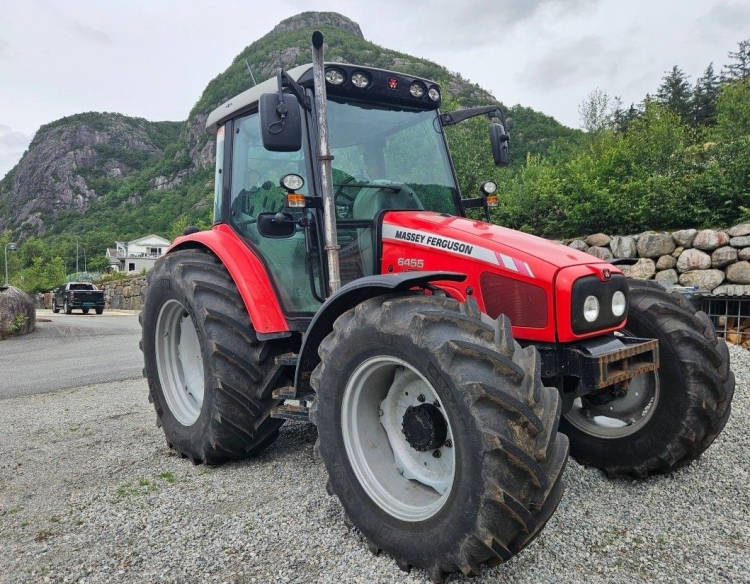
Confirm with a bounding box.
[1,345,748,584]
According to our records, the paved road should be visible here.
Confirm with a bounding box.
[0,309,143,399]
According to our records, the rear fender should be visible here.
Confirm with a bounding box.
[294,272,466,395]
[168,224,289,337]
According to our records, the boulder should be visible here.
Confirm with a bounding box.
[730,235,750,248]
[0,286,36,340]
[726,261,750,284]
[692,229,730,251]
[739,248,750,261]
[656,255,677,270]
[678,269,725,291]
[727,223,750,237]
[676,249,712,272]
[585,233,611,247]
[637,233,675,258]
[621,258,656,280]
[711,246,738,268]
[655,269,679,285]
[568,240,589,252]
[672,228,698,247]
[672,246,684,258]
[610,236,637,258]
[587,246,614,260]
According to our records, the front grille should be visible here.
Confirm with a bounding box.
[480,272,547,328]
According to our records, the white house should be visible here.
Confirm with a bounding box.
[106,234,171,274]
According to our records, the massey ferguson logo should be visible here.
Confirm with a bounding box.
[602,268,612,280]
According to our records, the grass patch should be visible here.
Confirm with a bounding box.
[159,471,176,483]
[34,530,54,542]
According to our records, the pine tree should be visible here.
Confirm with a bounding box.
[613,102,640,133]
[656,66,693,120]
[722,39,750,83]
[692,63,720,125]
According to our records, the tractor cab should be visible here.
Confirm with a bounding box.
[207,61,504,321]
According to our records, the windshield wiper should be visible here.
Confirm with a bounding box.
[332,182,402,193]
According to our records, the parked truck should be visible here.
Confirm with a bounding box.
[140,32,734,581]
[53,282,105,315]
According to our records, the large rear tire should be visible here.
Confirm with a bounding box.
[310,295,569,581]
[560,279,734,477]
[141,249,287,464]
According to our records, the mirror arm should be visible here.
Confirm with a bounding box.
[275,68,311,111]
[440,105,504,127]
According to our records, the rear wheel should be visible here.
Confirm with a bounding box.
[310,295,568,581]
[141,249,288,464]
[82,308,90,315]
[95,307,104,315]
[560,279,734,477]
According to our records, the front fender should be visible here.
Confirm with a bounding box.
[294,271,466,395]
[167,224,289,336]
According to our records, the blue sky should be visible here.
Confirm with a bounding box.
[0,0,748,177]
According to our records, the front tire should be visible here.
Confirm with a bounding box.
[141,249,288,464]
[52,300,59,314]
[82,308,90,315]
[310,295,568,580]
[560,280,734,477]
[64,300,72,315]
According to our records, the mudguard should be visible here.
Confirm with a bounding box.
[294,271,466,395]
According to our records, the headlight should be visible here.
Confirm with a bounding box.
[583,295,600,322]
[351,72,369,88]
[325,68,345,85]
[611,291,626,317]
[410,82,425,98]
[280,173,304,192]
[428,86,441,102]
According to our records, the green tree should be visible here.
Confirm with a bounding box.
[692,63,720,125]
[722,39,750,83]
[656,66,692,120]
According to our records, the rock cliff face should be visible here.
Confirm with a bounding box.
[272,12,363,38]
[0,113,171,236]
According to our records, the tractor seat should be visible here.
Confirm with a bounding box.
[352,182,423,221]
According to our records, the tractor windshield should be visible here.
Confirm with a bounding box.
[326,99,460,221]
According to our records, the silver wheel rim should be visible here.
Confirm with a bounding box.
[155,299,204,426]
[341,356,455,522]
[564,331,659,439]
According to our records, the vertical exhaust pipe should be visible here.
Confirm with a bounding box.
[311,31,341,295]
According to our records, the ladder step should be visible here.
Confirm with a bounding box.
[271,385,297,400]
[275,352,299,367]
[271,403,310,422]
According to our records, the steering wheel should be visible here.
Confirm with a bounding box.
[334,176,363,219]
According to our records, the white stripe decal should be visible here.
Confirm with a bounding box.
[382,222,535,279]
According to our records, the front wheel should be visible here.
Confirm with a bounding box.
[52,300,59,314]
[560,279,734,477]
[310,295,568,581]
[64,300,72,315]
[141,249,288,464]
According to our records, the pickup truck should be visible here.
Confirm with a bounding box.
[52,282,106,315]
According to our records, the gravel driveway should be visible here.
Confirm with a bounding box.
[0,346,748,583]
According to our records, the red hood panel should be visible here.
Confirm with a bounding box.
[383,212,607,271]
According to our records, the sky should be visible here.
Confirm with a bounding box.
[0,0,748,178]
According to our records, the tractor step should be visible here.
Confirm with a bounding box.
[271,403,310,422]
[271,385,297,400]
[258,352,298,399]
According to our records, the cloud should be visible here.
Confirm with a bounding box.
[522,35,628,91]
[701,1,750,31]
[71,21,111,45]
[0,38,9,57]
[0,124,31,178]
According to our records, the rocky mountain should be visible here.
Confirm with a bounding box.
[0,11,579,248]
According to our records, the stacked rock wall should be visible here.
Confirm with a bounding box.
[564,224,750,294]
[101,277,147,310]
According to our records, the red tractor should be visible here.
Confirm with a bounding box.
[141,32,734,581]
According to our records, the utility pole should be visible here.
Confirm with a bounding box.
[76,239,79,278]
[4,242,17,287]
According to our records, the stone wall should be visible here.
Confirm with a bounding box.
[101,276,147,311]
[565,224,750,294]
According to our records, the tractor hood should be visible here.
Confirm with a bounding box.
[381,212,608,272]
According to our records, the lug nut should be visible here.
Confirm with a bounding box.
[444,439,452,448]
[432,450,441,458]
[417,394,426,402]
[433,400,440,408]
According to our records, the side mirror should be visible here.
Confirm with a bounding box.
[257,212,296,238]
[259,93,302,152]
[489,123,510,167]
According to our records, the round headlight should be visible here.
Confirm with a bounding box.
[351,72,369,88]
[480,181,497,195]
[611,291,626,317]
[428,86,441,102]
[325,69,345,85]
[410,82,425,98]
[583,295,600,323]
[280,173,305,192]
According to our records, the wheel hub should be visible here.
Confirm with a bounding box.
[402,404,448,452]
